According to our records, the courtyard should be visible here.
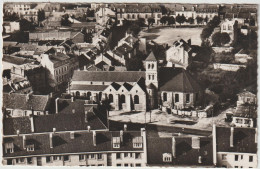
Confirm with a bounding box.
[139,26,203,46]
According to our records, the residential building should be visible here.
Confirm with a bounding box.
[95,7,116,26]
[3,21,20,33]
[232,105,257,128]
[213,125,257,168]
[235,49,252,63]
[2,128,146,167]
[237,90,257,107]
[3,93,50,117]
[166,39,192,69]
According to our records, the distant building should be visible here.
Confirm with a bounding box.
[213,125,257,168]
[3,21,20,33]
[95,7,116,26]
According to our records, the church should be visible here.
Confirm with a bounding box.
[68,52,203,111]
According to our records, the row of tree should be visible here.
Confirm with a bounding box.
[200,16,221,43]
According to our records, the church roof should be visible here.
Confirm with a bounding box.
[159,68,201,93]
[72,70,145,83]
[145,52,157,61]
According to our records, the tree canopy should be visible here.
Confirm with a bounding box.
[176,14,186,25]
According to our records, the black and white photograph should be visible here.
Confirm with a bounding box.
[1,1,258,168]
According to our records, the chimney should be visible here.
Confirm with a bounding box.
[93,131,96,146]
[84,65,87,70]
[50,133,53,148]
[26,94,30,102]
[49,92,53,98]
[120,130,123,142]
[124,124,127,131]
[71,97,74,102]
[198,156,202,164]
[70,131,75,139]
[17,130,20,136]
[72,109,75,114]
[85,111,88,122]
[23,135,26,149]
[172,137,176,158]
[255,128,258,143]
[230,127,234,147]
[88,126,91,132]
[55,98,59,114]
[212,124,217,165]
[29,115,34,133]
[53,128,56,133]
[192,137,200,149]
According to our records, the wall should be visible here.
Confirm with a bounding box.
[213,63,246,72]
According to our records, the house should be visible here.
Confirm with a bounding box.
[95,7,116,26]
[234,49,252,63]
[166,39,192,69]
[231,105,257,128]
[40,52,78,90]
[3,77,32,94]
[213,125,257,168]
[69,51,202,112]
[112,4,162,25]
[220,19,239,42]
[41,16,62,29]
[237,90,257,107]
[2,128,146,167]
[147,135,213,167]
[3,93,50,117]
[3,21,20,33]
[3,98,108,136]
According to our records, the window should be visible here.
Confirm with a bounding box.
[124,163,129,167]
[46,156,52,163]
[175,94,179,102]
[241,155,243,160]
[117,164,121,166]
[186,94,190,103]
[53,156,61,161]
[113,137,120,148]
[135,153,141,159]
[121,95,125,103]
[26,144,34,151]
[116,153,121,159]
[109,94,113,103]
[151,64,154,69]
[90,154,95,159]
[163,153,172,162]
[133,137,143,148]
[7,159,13,165]
[5,142,14,153]
[27,157,32,164]
[249,156,253,162]
[134,95,139,104]
[136,163,141,167]
[124,153,129,158]
[163,93,167,101]
[79,154,85,161]
[235,155,239,161]
[98,164,103,166]
[149,75,151,80]
[148,64,151,69]
[64,155,70,161]
[97,154,102,160]
[222,154,227,160]
[235,166,238,168]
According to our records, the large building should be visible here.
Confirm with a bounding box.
[69,52,202,111]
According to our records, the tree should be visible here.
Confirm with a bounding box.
[200,27,213,41]
[147,17,155,29]
[187,17,194,24]
[160,16,167,25]
[20,19,35,31]
[196,16,204,25]
[61,14,72,26]
[128,23,141,36]
[249,17,255,26]
[220,33,231,45]
[211,32,222,46]
[176,14,186,25]
[204,15,209,23]
[38,9,45,23]
[167,16,175,26]
[137,18,146,27]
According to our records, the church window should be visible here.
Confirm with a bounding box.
[149,75,151,80]
[109,94,113,103]
[163,93,167,101]
[148,64,151,69]
[121,95,125,103]
[151,64,154,69]
[134,95,139,104]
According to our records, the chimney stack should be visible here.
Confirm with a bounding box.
[172,137,176,158]
[93,131,96,146]
[198,156,202,164]
[230,127,234,147]
[29,115,34,133]
[124,124,127,131]
[120,130,123,142]
[26,94,30,102]
[50,133,53,148]
[17,130,20,136]
[23,135,26,149]
[70,131,75,139]
[85,111,88,122]
[71,97,74,102]
[55,98,59,114]
[84,65,87,70]
[88,126,91,132]
[72,109,75,114]
[212,124,217,165]
[53,128,56,133]
[192,137,200,149]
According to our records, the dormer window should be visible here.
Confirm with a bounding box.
[5,142,14,153]
[113,137,121,148]
[26,144,35,151]
[133,137,143,148]
[163,153,172,162]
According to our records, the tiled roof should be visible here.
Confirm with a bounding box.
[3,117,32,135]
[145,52,157,61]
[159,68,201,93]
[72,70,145,83]
[147,136,213,166]
[216,127,257,153]
[3,93,50,111]
[70,84,108,91]
[3,130,143,157]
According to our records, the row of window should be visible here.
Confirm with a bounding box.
[55,66,69,76]
[117,163,141,167]
[118,14,161,19]
[235,118,252,125]
[222,25,233,31]
[222,154,254,162]
[116,152,142,159]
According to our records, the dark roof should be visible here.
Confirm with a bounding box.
[3,84,14,93]
[122,82,133,91]
[234,105,257,118]
[70,84,108,91]
[159,68,201,93]
[3,130,143,157]
[110,82,121,90]
[3,93,50,111]
[72,70,145,83]
[147,136,213,166]
[216,127,257,153]
[3,117,32,135]
[173,39,191,52]
[2,55,34,65]
[145,52,157,61]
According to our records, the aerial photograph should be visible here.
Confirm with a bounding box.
[1,1,258,168]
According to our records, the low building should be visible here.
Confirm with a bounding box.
[232,105,257,128]
[234,49,252,64]
[237,90,257,107]
[95,7,116,26]
[3,21,20,33]
[213,125,257,168]
[213,63,246,72]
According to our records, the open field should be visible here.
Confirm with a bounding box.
[139,26,203,46]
